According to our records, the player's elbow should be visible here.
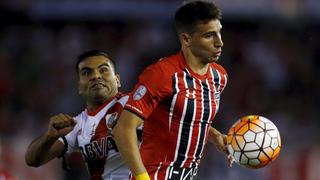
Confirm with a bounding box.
[26,162,42,167]
[25,152,43,167]
[25,156,41,167]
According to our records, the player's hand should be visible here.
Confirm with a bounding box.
[46,113,76,139]
[215,134,235,167]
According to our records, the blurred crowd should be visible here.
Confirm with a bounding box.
[0,1,320,180]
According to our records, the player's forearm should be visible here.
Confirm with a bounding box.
[113,125,147,176]
[25,134,58,167]
[208,126,224,144]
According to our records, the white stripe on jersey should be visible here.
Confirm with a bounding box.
[154,162,162,180]
[172,71,189,167]
[164,165,170,180]
[118,95,129,107]
[169,73,179,130]
[180,168,186,180]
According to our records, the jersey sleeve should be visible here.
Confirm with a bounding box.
[125,62,171,120]
[58,115,81,154]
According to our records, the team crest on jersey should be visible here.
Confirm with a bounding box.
[105,112,119,129]
[133,85,147,101]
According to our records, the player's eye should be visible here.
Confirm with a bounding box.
[100,67,109,73]
[203,33,214,39]
[81,70,91,76]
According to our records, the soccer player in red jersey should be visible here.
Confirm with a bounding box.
[114,1,234,180]
[25,50,131,180]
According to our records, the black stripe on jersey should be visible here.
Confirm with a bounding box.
[172,73,178,94]
[211,68,221,91]
[194,80,210,162]
[174,71,195,167]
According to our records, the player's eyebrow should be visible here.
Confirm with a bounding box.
[98,63,111,68]
[79,67,92,72]
[201,25,223,36]
[79,63,110,72]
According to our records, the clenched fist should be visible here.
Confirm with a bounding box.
[46,113,76,139]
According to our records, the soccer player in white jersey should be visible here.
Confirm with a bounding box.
[25,50,131,180]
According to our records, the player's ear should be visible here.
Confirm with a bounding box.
[115,74,121,88]
[180,33,192,47]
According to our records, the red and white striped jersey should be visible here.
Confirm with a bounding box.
[59,94,129,180]
[125,52,227,178]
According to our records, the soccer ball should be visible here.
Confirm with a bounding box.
[227,115,281,168]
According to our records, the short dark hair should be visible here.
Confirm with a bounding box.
[175,0,222,34]
[75,50,116,75]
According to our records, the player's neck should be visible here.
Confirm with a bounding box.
[86,97,110,113]
[86,92,118,112]
[182,49,209,76]
[86,102,104,113]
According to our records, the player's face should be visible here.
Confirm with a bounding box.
[189,19,223,63]
[78,56,120,103]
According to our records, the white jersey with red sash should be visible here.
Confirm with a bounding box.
[59,94,129,180]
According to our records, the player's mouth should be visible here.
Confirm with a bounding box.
[214,50,222,57]
[90,82,106,89]
[210,51,222,61]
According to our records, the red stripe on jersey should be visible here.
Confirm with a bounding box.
[87,100,125,179]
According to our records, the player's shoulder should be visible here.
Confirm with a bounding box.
[210,62,228,76]
[142,53,181,76]
[73,110,87,123]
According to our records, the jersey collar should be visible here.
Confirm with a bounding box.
[86,93,122,116]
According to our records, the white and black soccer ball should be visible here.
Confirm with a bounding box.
[227,115,281,168]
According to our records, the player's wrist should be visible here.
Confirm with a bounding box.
[135,172,150,180]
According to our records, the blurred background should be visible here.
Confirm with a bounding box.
[0,0,319,179]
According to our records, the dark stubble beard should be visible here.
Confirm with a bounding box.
[90,87,118,105]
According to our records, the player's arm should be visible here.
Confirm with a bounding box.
[113,110,149,179]
[208,126,228,154]
[25,113,76,167]
[208,126,234,167]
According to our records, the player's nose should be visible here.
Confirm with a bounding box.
[214,36,223,48]
[91,69,102,79]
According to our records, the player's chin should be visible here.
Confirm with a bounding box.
[91,91,109,101]
[90,88,108,96]
[209,56,219,62]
